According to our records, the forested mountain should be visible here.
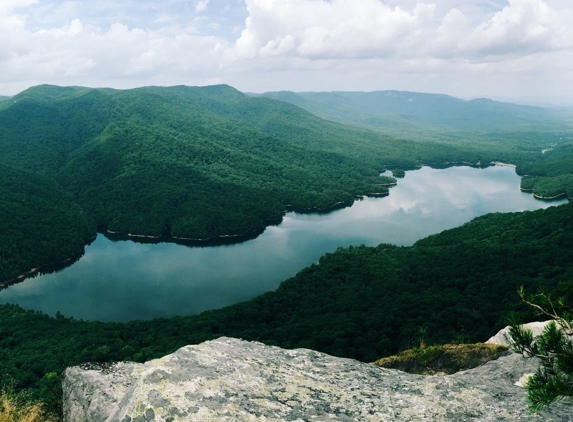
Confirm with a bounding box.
[0,84,410,242]
[258,90,570,132]
[1,201,571,399]
[0,84,537,280]
[259,89,573,200]
[519,143,573,199]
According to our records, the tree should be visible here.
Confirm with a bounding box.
[509,285,573,411]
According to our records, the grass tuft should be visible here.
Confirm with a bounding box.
[373,343,508,375]
[0,388,58,422]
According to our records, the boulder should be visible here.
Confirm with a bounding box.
[63,336,569,421]
[486,321,551,347]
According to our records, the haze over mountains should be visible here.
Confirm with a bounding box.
[259,90,569,131]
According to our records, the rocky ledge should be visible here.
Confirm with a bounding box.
[63,335,569,422]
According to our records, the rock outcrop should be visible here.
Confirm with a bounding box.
[486,320,550,347]
[63,336,570,422]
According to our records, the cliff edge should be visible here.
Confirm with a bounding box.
[63,331,570,421]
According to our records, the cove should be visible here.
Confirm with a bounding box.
[0,165,567,322]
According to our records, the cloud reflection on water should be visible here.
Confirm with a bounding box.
[0,166,566,321]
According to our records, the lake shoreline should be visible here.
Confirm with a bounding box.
[72,161,570,248]
[0,242,92,288]
[532,192,569,201]
[1,165,564,322]
[3,161,565,289]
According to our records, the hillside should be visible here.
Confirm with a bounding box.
[0,164,96,283]
[258,90,571,132]
[259,89,573,200]
[0,84,438,243]
[3,84,565,282]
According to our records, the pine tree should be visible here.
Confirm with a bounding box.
[509,284,573,411]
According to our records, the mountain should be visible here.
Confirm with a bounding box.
[259,89,573,199]
[0,84,393,249]
[0,84,526,245]
[258,90,570,132]
[1,83,572,282]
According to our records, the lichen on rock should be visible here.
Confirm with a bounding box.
[63,336,570,421]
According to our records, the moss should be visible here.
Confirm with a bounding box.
[373,343,508,375]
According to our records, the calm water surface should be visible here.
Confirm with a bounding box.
[0,166,566,321]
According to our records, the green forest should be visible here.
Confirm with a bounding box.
[0,84,572,414]
[0,164,96,282]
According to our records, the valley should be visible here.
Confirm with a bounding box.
[1,165,563,321]
[0,84,572,407]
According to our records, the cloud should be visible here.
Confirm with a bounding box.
[234,0,573,62]
[0,0,572,101]
[0,0,38,15]
[464,0,573,56]
[235,0,436,59]
[0,15,230,86]
[196,0,211,13]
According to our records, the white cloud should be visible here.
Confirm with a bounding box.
[465,0,573,56]
[234,0,573,62]
[235,0,436,59]
[0,15,230,87]
[0,1,572,102]
[196,0,211,12]
[0,0,38,15]
[430,8,471,57]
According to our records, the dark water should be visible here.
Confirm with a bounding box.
[0,166,566,322]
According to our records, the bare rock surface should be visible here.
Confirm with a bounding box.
[486,321,551,347]
[63,336,571,422]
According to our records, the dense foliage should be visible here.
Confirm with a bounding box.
[510,283,573,411]
[0,84,407,242]
[0,202,571,402]
[519,144,573,199]
[0,164,95,283]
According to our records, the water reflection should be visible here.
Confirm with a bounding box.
[0,166,566,322]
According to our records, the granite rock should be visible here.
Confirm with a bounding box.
[63,336,571,421]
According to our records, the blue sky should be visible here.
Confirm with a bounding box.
[1,0,572,104]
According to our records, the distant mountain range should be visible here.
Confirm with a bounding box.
[257,90,571,132]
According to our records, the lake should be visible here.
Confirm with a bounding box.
[0,165,567,322]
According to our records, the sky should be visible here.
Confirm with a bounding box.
[1,0,573,104]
